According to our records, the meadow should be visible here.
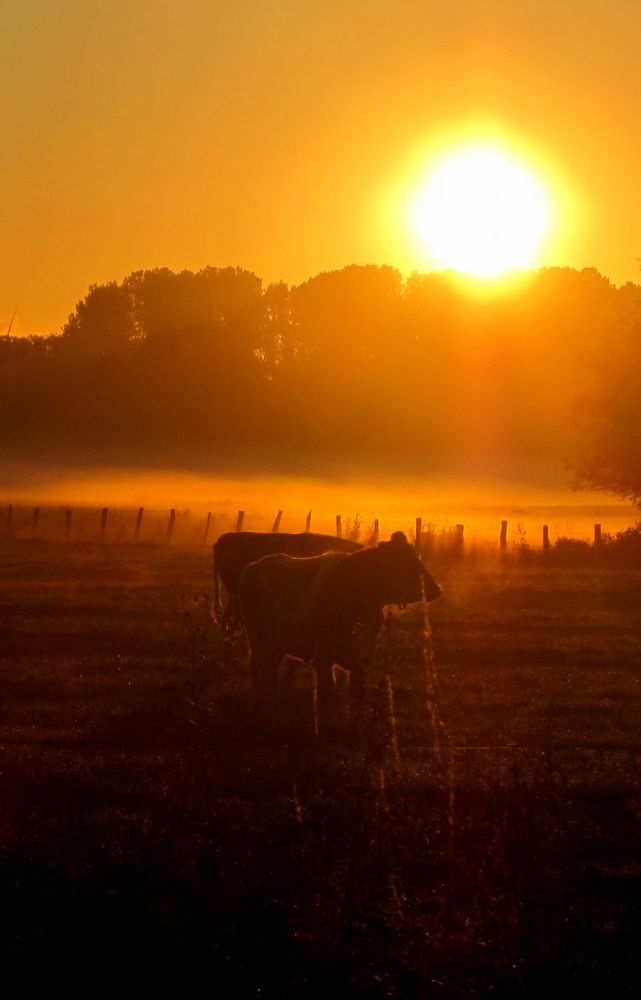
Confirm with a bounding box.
[1,533,640,996]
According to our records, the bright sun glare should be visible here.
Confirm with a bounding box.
[414,145,552,279]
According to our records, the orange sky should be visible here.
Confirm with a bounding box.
[3,0,641,335]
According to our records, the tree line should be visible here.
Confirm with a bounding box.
[2,264,640,503]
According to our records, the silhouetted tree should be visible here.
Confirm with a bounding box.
[258,281,298,376]
[60,282,135,361]
[572,301,641,505]
[2,263,641,483]
[123,266,263,346]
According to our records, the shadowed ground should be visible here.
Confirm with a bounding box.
[1,538,640,996]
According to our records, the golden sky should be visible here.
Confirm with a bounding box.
[3,0,641,335]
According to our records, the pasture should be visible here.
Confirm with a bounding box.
[1,537,640,996]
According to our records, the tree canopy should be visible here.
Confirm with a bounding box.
[1,263,640,498]
[570,299,641,504]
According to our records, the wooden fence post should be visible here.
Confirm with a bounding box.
[336,514,342,538]
[236,510,245,532]
[542,524,550,553]
[100,507,108,539]
[594,523,602,546]
[65,509,72,539]
[415,517,422,552]
[305,510,312,532]
[32,507,40,536]
[500,520,508,553]
[166,509,176,543]
[455,523,465,554]
[272,510,283,533]
[134,507,144,541]
[373,518,379,546]
[203,512,212,545]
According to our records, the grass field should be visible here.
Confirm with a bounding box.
[1,538,640,996]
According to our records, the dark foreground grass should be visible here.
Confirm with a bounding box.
[1,539,640,996]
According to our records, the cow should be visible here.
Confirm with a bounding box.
[212,530,362,625]
[239,530,441,727]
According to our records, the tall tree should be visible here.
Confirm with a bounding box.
[60,282,135,361]
[572,302,641,505]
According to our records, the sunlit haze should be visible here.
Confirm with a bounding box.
[3,6,641,986]
[2,1,641,518]
[2,1,641,335]
[3,468,638,546]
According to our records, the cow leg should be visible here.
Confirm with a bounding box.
[314,655,337,732]
[349,633,378,705]
[249,646,282,723]
[220,612,236,666]
[348,661,367,705]
[281,655,299,697]
[226,592,241,625]
[346,622,380,724]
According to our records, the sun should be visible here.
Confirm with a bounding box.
[413,144,552,279]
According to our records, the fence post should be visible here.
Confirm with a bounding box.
[203,512,212,545]
[415,517,422,552]
[594,523,602,547]
[500,520,508,553]
[100,507,108,539]
[272,510,283,533]
[32,507,40,536]
[134,507,144,541]
[236,510,245,532]
[305,510,312,532]
[336,514,342,538]
[65,509,72,539]
[373,518,379,546]
[166,509,176,543]
[542,524,550,554]
[455,523,465,555]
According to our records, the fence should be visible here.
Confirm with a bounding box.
[0,501,616,555]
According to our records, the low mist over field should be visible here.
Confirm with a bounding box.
[3,464,637,546]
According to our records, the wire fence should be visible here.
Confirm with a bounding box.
[1,501,620,557]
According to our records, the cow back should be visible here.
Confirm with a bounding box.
[214,531,361,594]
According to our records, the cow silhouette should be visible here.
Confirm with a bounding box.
[213,530,361,624]
[239,531,441,726]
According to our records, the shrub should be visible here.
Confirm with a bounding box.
[551,536,593,564]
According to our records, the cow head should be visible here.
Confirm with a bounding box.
[377,531,442,605]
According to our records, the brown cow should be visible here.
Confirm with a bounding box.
[239,531,441,726]
[212,531,362,624]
